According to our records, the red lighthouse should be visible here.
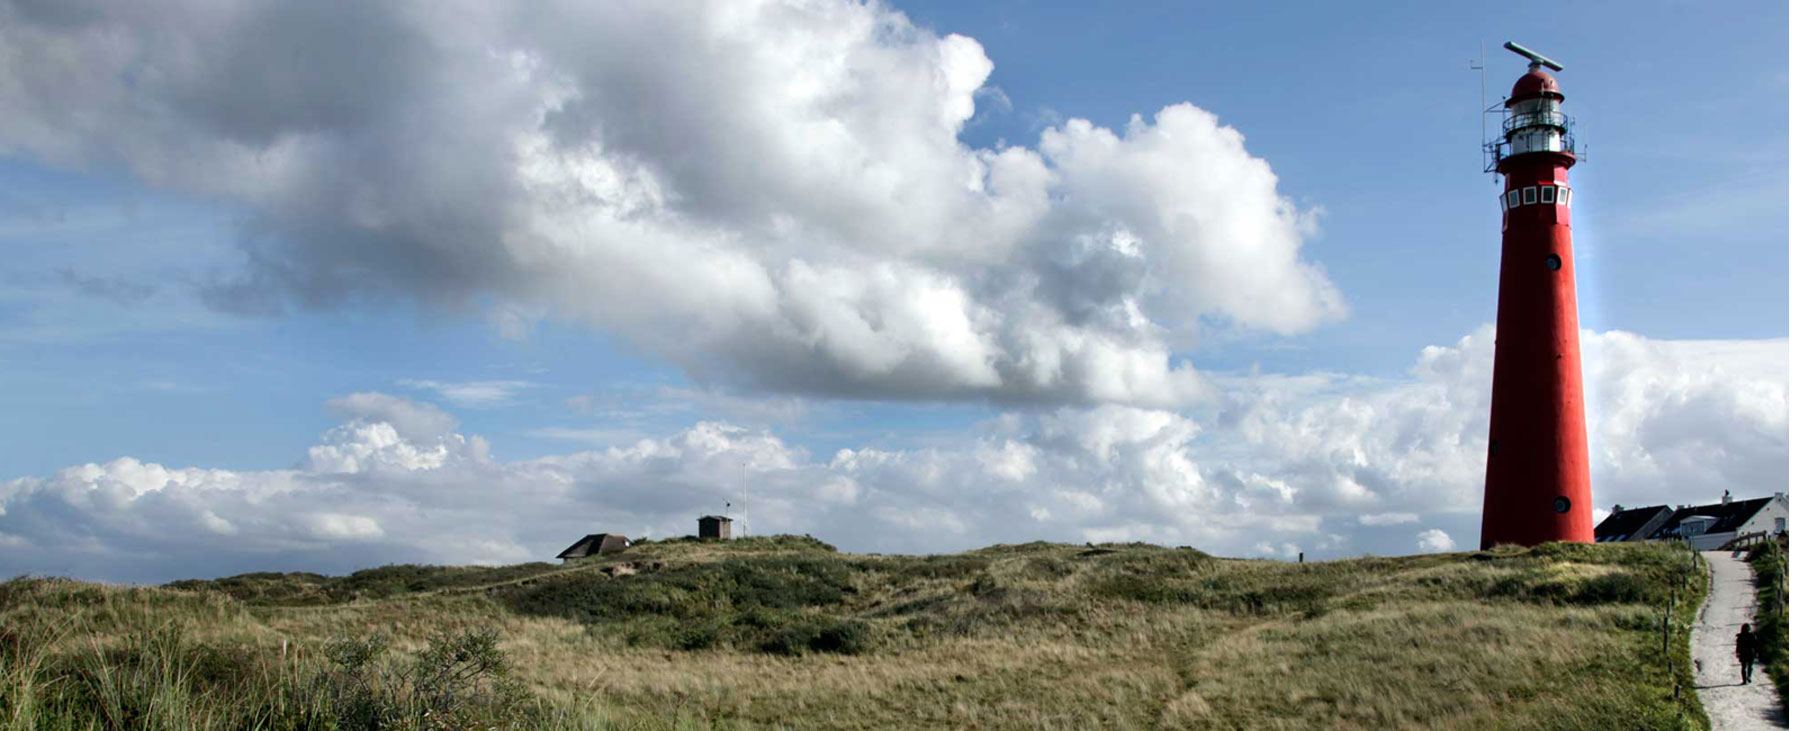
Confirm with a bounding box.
[1479,43,1593,549]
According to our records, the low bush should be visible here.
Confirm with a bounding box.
[166,571,333,605]
[1569,569,1661,605]
[673,620,726,651]
[889,555,989,580]
[505,556,855,623]
[760,618,871,656]
[633,534,838,553]
[506,555,877,656]
[1481,564,1667,607]
[1089,573,1206,605]
[1096,548,1215,577]
[1748,539,1788,704]
[168,563,568,606]
[1090,566,1333,616]
[1020,556,1079,580]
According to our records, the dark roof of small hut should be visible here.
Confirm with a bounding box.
[557,533,630,559]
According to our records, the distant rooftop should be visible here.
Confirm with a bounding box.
[1594,506,1672,543]
[1645,498,1775,540]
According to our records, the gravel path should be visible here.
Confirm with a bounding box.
[1692,550,1786,730]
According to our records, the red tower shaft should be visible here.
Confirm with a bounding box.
[1479,66,1594,549]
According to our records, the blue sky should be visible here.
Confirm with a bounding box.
[909,0,1789,345]
[0,0,1786,581]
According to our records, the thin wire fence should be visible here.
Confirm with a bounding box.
[1657,540,1703,708]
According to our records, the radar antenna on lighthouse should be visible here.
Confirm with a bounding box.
[1502,41,1563,71]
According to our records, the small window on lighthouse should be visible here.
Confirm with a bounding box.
[1522,187,1537,205]
[1557,187,1570,206]
[1507,190,1520,208]
[1545,254,1562,271]
[1553,496,1571,514]
[1539,186,1555,204]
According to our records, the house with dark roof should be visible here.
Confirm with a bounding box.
[1620,492,1788,550]
[557,533,631,561]
[1594,505,1674,543]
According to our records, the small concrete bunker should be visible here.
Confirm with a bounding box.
[699,515,733,540]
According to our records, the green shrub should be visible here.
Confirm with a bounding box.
[760,618,871,656]
[507,556,870,655]
[1469,541,1693,607]
[1089,573,1205,605]
[891,555,989,580]
[166,571,333,605]
[673,621,725,651]
[169,563,569,606]
[1523,541,1596,563]
[1099,548,1214,577]
[504,556,854,623]
[1748,539,1788,703]
[1235,583,1331,616]
[1569,570,1658,605]
[634,534,838,552]
[1020,556,1078,580]
[410,628,530,722]
[1090,567,1333,616]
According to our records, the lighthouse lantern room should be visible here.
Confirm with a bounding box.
[1478,42,1595,549]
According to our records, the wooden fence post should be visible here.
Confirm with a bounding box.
[1662,590,1673,654]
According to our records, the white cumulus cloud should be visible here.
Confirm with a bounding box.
[1213,326,1788,521]
[0,326,1783,582]
[1357,513,1420,526]
[0,0,1343,407]
[398,380,536,408]
[0,398,1319,582]
[325,392,459,444]
[1416,529,1456,553]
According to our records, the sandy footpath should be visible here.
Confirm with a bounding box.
[1691,550,1787,730]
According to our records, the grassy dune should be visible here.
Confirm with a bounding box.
[1,537,1709,730]
[1746,537,1788,706]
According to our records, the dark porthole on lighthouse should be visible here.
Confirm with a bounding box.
[1545,254,1562,271]
[1552,496,1571,514]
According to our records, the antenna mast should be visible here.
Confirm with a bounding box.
[1470,44,1486,173]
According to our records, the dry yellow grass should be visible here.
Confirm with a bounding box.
[1,538,1710,730]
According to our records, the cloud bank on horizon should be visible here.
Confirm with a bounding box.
[0,1,1785,582]
[0,0,1344,407]
[1,328,1783,582]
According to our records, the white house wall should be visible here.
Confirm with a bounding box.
[1733,495,1789,538]
[1691,532,1734,551]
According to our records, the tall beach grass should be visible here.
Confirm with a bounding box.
[1,538,1709,729]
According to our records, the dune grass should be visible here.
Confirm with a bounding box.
[1746,537,1788,706]
[1,538,1709,729]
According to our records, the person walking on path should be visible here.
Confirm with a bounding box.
[1692,551,1784,730]
[1734,624,1757,685]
